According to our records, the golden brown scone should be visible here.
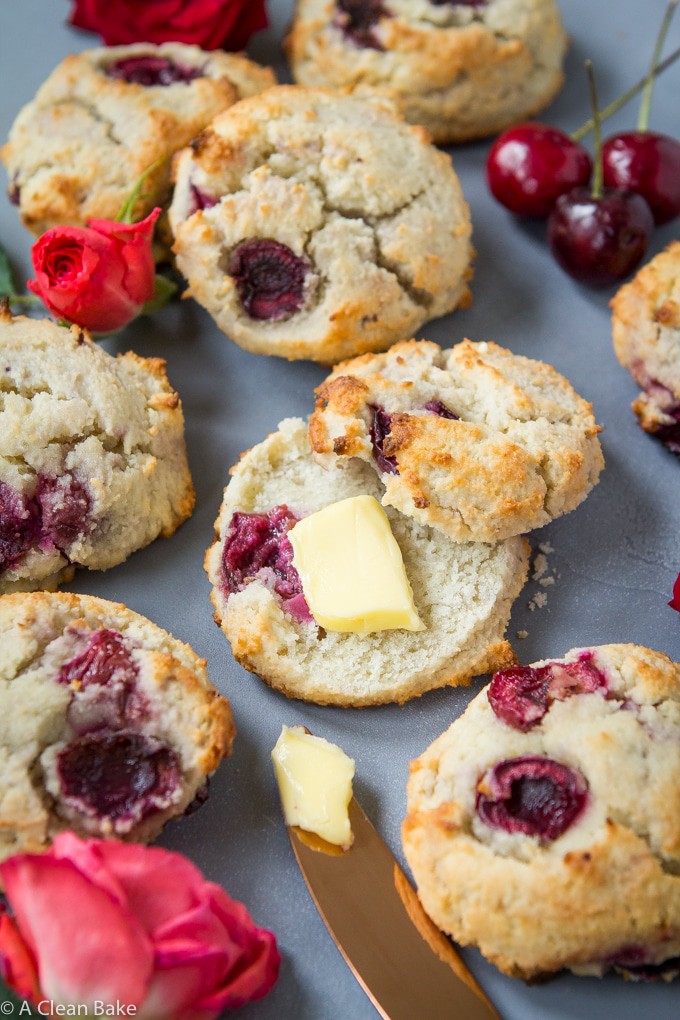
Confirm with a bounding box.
[310,338,604,543]
[0,592,235,862]
[0,311,194,594]
[2,43,275,233]
[611,241,680,454]
[169,86,473,364]
[403,644,680,982]
[286,0,567,143]
[204,417,529,706]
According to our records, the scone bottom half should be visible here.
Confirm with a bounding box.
[169,86,474,364]
[0,592,235,864]
[204,417,529,707]
[403,644,680,982]
[0,312,195,595]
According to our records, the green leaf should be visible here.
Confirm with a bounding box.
[141,273,179,316]
[0,242,18,297]
[116,156,167,224]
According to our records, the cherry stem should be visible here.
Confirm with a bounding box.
[638,0,677,131]
[571,44,680,141]
[585,61,603,199]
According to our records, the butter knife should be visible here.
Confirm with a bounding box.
[288,796,500,1020]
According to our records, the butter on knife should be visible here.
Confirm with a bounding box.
[272,726,355,848]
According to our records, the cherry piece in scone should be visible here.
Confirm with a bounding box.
[488,652,607,731]
[107,55,200,86]
[476,755,588,841]
[548,187,654,287]
[369,405,398,475]
[335,0,388,50]
[602,131,680,225]
[486,123,592,218]
[229,239,310,321]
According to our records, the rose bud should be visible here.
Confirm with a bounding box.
[28,208,160,333]
[69,0,268,51]
[670,571,680,612]
[0,833,280,1018]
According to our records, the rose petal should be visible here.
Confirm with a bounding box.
[670,571,680,612]
[0,910,40,1002]
[93,841,208,934]
[0,854,153,1008]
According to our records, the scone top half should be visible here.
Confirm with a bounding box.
[0,592,235,863]
[2,42,276,233]
[169,86,473,363]
[286,0,567,143]
[0,312,194,594]
[404,644,680,981]
[310,338,604,543]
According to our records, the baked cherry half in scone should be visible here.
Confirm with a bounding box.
[0,592,234,861]
[403,644,680,982]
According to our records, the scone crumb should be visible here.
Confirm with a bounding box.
[516,629,529,640]
[529,591,548,611]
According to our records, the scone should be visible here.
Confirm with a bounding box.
[285,0,567,144]
[2,42,275,234]
[0,311,194,593]
[611,241,680,454]
[403,644,680,981]
[0,591,234,861]
[310,338,604,543]
[169,86,473,364]
[204,417,529,706]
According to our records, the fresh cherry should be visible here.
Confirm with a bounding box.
[547,60,655,287]
[548,187,653,286]
[486,123,592,218]
[602,131,680,225]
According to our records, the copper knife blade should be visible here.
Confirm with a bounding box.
[288,796,500,1020]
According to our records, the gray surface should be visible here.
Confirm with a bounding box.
[1,2,679,1018]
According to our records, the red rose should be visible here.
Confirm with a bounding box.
[28,208,160,333]
[670,571,680,612]
[0,833,280,1018]
[69,0,268,51]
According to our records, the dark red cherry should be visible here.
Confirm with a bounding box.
[548,187,654,287]
[476,756,588,841]
[486,123,592,218]
[228,239,310,321]
[602,131,680,225]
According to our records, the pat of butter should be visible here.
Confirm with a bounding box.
[272,726,355,847]
[288,494,425,633]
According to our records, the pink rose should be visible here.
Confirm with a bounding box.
[0,833,280,1018]
[28,208,160,333]
[69,0,268,51]
[670,571,680,612]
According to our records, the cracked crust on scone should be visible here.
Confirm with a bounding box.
[286,0,567,144]
[2,43,275,234]
[0,591,235,862]
[0,311,194,593]
[169,86,473,364]
[403,644,680,981]
[204,417,529,706]
[611,241,680,454]
[309,338,604,543]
